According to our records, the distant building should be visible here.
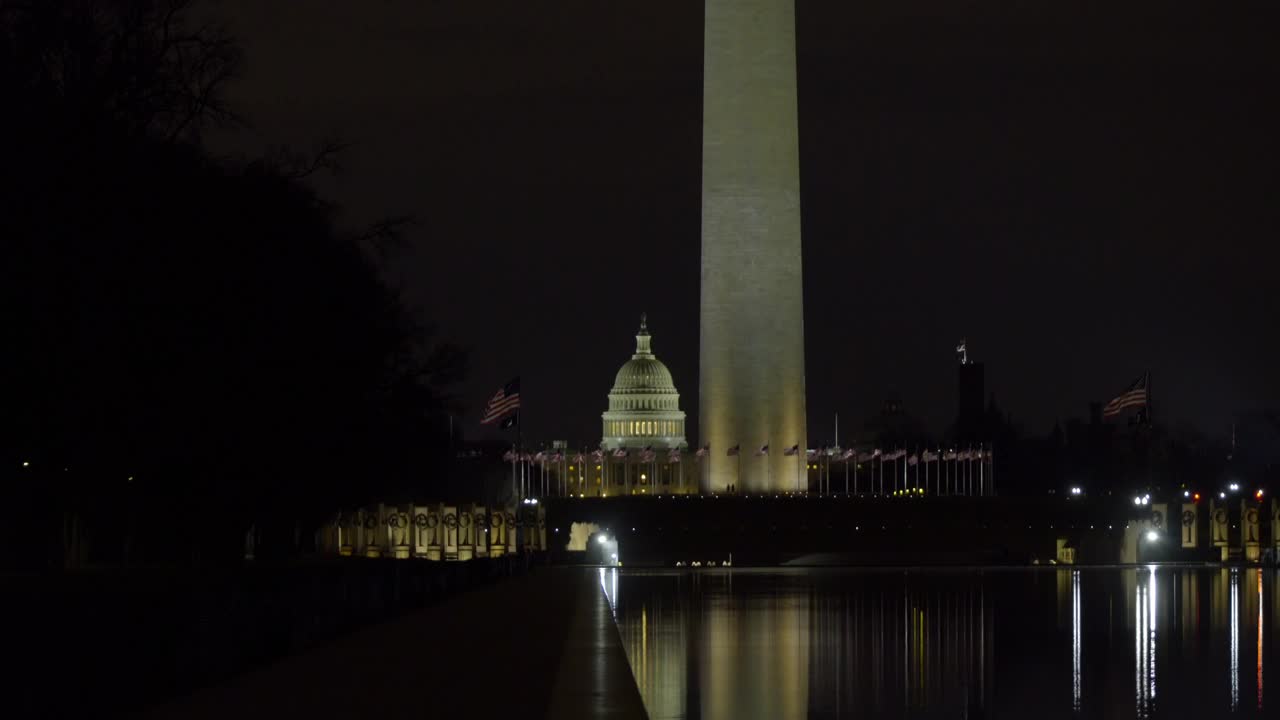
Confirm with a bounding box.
[956,339,985,443]
[601,314,688,451]
[580,315,695,495]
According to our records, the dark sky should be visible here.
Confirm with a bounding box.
[211,1,1279,447]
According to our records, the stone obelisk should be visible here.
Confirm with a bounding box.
[700,0,807,493]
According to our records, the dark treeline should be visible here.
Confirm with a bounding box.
[848,394,1278,500]
[1,0,465,569]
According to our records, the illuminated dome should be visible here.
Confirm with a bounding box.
[601,314,687,449]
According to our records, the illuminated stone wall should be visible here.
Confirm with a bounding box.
[700,0,807,492]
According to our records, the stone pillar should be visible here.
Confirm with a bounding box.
[1272,498,1280,554]
[1180,502,1199,548]
[1243,499,1261,562]
[473,504,490,559]
[442,505,459,561]
[1211,499,1230,561]
[700,0,807,492]
[504,507,518,557]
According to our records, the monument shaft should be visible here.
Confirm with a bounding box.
[700,0,807,492]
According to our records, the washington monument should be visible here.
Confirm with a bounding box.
[700,0,807,492]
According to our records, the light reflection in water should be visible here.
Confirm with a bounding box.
[610,568,1275,719]
[1072,569,1081,713]
[1135,567,1156,718]
[1259,570,1265,711]
[600,567,618,616]
[1232,569,1240,712]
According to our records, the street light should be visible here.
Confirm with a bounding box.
[1145,530,1160,543]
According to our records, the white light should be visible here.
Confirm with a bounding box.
[1221,492,1227,499]
[1183,490,1190,498]
[1229,483,1240,492]
[1070,487,1082,496]
[1134,496,1143,506]
[1146,530,1159,543]
[597,535,608,544]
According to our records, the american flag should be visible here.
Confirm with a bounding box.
[591,449,606,462]
[641,447,656,462]
[667,448,682,463]
[695,445,710,458]
[841,449,856,461]
[856,451,876,463]
[755,444,769,457]
[612,448,628,458]
[727,445,741,457]
[502,449,517,462]
[922,450,939,463]
[1103,373,1149,418]
[907,454,919,466]
[943,450,958,461]
[884,449,906,461]
[533,451,548,462]
[573,452,586,464]
[784,445,801,456]
[479,377,521,425]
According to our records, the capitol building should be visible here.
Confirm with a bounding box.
[587,315,697,495]
[601,315,687,450]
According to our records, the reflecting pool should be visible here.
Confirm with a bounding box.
[603,567,1278,719]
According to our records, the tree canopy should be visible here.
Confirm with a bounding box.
[1,0,464,567]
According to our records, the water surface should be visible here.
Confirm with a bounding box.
[603,567,1278,719]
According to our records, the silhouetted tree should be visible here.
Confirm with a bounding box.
[1,0,464,568]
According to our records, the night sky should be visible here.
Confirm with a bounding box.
[211,1,1278,447]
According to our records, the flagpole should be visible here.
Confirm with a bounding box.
[990,446,996,496]
[979,446,985,497]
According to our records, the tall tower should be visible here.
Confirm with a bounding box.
[700,0,807,492]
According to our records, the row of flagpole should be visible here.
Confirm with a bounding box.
[501,444,995,499]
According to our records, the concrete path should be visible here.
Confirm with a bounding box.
[148,567,647,719]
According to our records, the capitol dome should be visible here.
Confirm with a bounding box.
[602,314,687,449]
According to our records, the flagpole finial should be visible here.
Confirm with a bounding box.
[639,312,647,332]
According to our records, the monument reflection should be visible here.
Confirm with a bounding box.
[612,568,1277,719]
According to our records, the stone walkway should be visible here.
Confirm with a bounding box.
[148,567,647,719]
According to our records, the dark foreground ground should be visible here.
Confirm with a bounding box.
[147,567,646,719]
[6,557,531,717]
